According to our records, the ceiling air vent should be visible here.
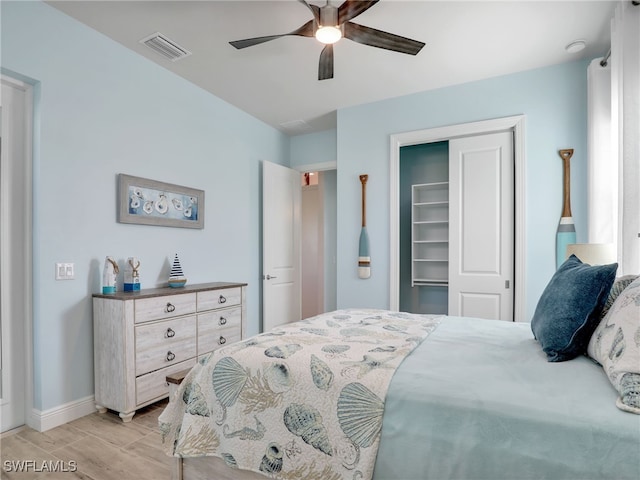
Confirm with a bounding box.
[279,119,312,134]
[140,32,191,62]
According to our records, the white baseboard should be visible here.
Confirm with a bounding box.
[28,395,96,432]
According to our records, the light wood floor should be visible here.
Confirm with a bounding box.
[0,399,170,480]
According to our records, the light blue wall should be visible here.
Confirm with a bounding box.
[290,129,337,168]
[1,1,289,411]
[335,60,590,321]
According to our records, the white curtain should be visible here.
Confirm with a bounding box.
[587,58,615,245]
[588,1,640,275]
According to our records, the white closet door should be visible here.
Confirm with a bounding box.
[448,132,514,321]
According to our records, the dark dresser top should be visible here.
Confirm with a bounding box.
[92,281,247,300]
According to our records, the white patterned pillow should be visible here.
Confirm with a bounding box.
[588,276,640,414]
[600,275,639,319]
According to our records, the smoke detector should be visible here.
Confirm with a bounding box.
[565,40,586,54]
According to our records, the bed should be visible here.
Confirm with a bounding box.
[159,262,640,480]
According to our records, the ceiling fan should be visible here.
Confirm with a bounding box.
[229,0,425,80]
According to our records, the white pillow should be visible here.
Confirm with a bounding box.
[600,274,639,319]
[587,276,640,414]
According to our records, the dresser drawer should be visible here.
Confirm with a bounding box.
[136,359,195,406]
[198,325,242,359]
[135,293,196,324]
[135,316,196,376]
[198,308,242,356]
[197,287,242,312]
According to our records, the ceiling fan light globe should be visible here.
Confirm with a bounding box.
[315,26,342,44]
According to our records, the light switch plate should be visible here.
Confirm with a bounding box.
[55,262,75,280]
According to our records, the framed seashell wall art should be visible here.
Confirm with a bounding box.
[117,174,204,229]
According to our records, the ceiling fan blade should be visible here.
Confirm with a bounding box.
[318,44,334,80]
[338,0,379,25]
[298,0,320,23]
[230,35,287,49]
[230,20,315,49]
[343,22,424,55]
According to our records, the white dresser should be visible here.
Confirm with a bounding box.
[92,282,247,422]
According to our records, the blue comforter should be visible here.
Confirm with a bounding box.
[374,316,640,480]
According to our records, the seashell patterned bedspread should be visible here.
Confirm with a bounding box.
[159,309,442,480]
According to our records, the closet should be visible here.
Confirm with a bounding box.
[401,142,449,314]
[400,132,514,321]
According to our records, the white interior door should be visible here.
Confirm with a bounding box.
[448,131,514,320]
[262,161,301,332]
[1,77,29,432]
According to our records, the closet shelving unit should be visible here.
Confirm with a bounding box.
[411,182,449,287]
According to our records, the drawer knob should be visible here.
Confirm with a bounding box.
[219,316,227,326]
[218,336,227,345]
[166,351,176,362]
[218,295,227,304]
[166,302,176,313]
[165,327,176,338]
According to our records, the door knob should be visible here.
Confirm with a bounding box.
[264,274,278,280]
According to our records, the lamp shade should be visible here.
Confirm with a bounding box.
[565,243,616,265]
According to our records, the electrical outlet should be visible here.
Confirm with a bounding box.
[55,262,75,280]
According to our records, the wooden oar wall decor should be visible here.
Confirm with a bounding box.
[556,148,576,268]
[358,174,371,279]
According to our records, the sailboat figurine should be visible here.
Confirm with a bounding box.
[168,254,187,288]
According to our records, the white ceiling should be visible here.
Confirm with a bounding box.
[48,0,616,135]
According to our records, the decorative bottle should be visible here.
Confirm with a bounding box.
[124,257,141,291]
[102,256,119,294]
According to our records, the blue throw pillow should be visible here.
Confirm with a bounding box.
[531,254,617,362]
